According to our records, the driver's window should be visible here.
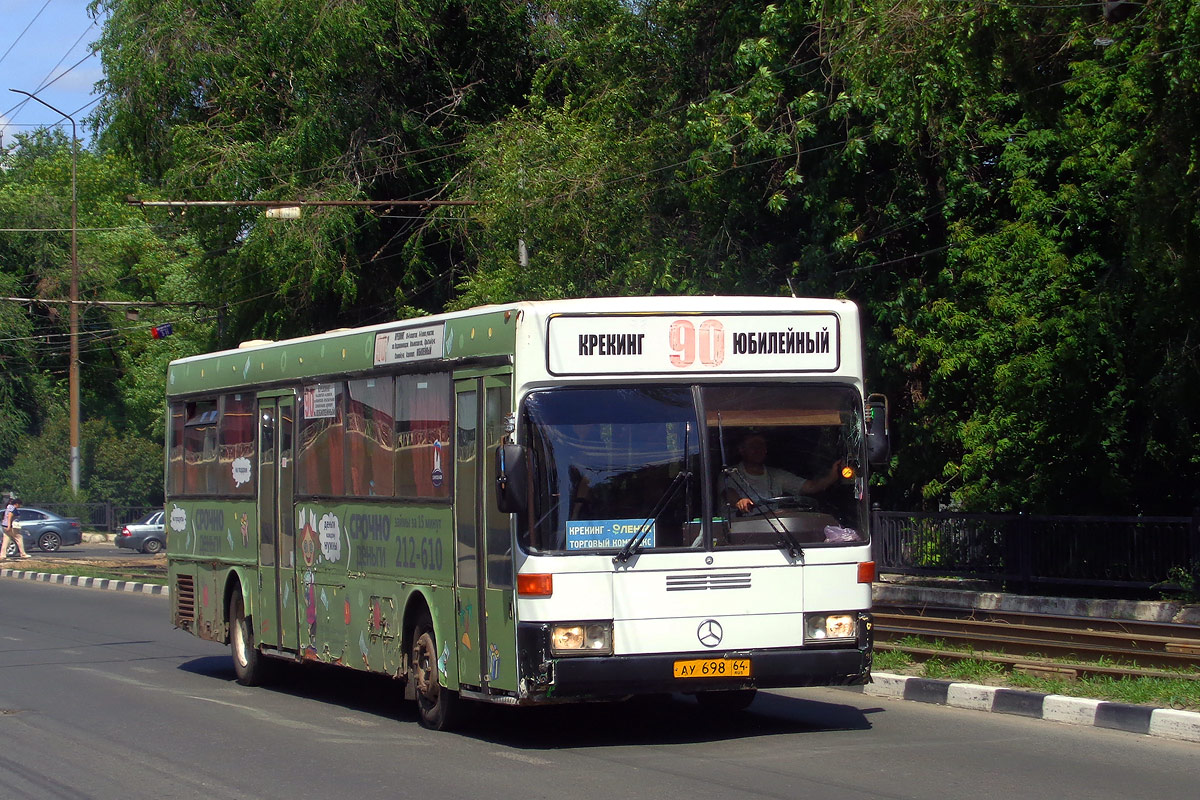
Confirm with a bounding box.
[702,384,868,547]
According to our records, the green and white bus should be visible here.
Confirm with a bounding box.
[165,296,888,728]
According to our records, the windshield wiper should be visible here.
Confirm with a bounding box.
[723,467,805,561]
[613,468,690,564]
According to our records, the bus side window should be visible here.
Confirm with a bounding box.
[396,372,451,499]
[298,382,346,496]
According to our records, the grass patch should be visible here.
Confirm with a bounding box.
[922,656,1007,683]
[873,649,915,672]
[1008,672,1200,711]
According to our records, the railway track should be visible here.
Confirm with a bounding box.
[873,604,1200,681]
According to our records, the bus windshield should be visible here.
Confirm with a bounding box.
[519,384,868,554]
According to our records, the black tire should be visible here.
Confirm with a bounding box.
[695,689,758,712]
[4,540,16,558]
[38,531,62,552]
[229,591,270,686]
[142,538,164,555]
[410,613,460,731]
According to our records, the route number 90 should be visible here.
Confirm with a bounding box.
[669,319,725,368]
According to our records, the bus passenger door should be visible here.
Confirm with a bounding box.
[257,395,296,652]
[454,383,484,689]
[454,375,516,694]
[276,397,297,652]
[481,376,516,692]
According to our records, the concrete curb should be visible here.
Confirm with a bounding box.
[865,672,1200,743]
[873,581,1200,625]
[0,566,166,595]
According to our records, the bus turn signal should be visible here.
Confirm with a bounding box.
[857,561,876,584]
[517,573,553,596]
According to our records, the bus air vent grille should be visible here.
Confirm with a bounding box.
[175,574,196,622]
[665,572,751,591]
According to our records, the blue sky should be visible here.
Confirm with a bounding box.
[0,0,105,147]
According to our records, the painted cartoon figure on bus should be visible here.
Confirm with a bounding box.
[722,433,843,515]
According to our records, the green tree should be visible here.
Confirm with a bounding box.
[453,0,1200,514]
[0,128,208,500]
[82,418,164,506]
[94,0,536,342]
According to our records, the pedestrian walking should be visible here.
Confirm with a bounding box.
[1,496,30,560]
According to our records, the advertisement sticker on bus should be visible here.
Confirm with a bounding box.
[231,456,252,486]
[303,384,338,418]
[545,313,840,375]
[431,440,444,488]
[565,519,655,550]
[319,512,342,562]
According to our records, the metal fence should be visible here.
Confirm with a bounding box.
[16,500,1200,591]
[872,509,1200,592]
[18,502,161,533]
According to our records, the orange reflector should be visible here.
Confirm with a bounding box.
[858,561,876,584]
[841,465,856,479]
[517,573,553,596]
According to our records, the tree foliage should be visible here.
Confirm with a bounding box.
[93,0,536,339]
[2,0,1197,513]
[449,0,1200,513]
[0,128,207,503]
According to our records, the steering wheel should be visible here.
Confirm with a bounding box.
[763,495,818,512]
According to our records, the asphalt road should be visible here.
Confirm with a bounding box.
[0,579,1196,800]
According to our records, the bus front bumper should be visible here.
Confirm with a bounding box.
[517,617,873,701]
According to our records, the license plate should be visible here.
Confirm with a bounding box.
[672,658,751,679]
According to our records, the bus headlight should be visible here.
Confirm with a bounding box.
[805,613,857,642]
[550,622,613,656]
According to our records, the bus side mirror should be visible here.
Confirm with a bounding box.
[495,443,529,514]
[865,393,891,467]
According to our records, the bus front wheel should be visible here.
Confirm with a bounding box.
[229,592,269,686]
[410,615,460,730]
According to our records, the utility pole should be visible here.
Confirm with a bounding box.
[11,89,80,493]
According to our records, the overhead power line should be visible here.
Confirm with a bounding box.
[126,198,478,208]
[1,296,218,308]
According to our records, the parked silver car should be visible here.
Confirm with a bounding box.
[4,507,84,555]
[116,510,166,554]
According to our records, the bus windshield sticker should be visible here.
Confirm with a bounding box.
[373,323,446,366]
[566,519,656,551]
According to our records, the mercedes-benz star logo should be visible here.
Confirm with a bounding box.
[697,619,723,648]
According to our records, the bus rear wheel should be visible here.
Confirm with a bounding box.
[410,615,460,731]
[229,592,270,686]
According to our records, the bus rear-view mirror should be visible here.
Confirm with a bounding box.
[495,443,529,514]
[866,393,891,467]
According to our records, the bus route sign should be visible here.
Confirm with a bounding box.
[545,313,840,375]
[374,323,445,366]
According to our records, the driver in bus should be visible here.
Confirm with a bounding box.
[722,432,843,515]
